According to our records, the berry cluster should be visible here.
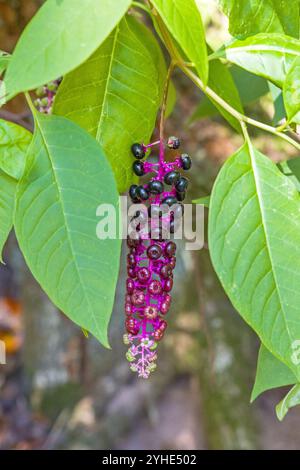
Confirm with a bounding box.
[34,79,61,113]
[124,137,192,378]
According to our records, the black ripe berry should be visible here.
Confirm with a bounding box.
[164,170,180,186]
[129,184,139,201]
[133,160,145,176]
[131,143,145,159]
[137,186,150,201]
[165,241,177,257]
[162,195,178,207]
[180,153,192,170]
[167,136,180,149]
[175,176,189,193]
[148,180,164,194]
[176,190,186,202]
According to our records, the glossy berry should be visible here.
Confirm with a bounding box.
[137,267,151,283]
[165,241,177,257]
[126,318,140,335]
[175,176,189,193]
[160,264,173,279]
[164,170,180,186]
[162,195,178,207]
[127,253,136,267]
[148,180,164,194]
[147,244,162,260]
[158,319,168,331]
[129,184,139,201]
[126,279,135,293]
[153,329,164,341]
[131,143,145,159]
[127,267,136,279]
[176,191,186,202]
[180,153,192,170]
[169,256,176,269]
[125,303,132,315]
[131,289,145,306]
[148,280,163,295]
[163,278,173,292]
[167,136,180,149]
[144,305,158,319]
[133,160,145,176]
[137,186,149,201]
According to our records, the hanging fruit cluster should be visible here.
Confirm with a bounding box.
[124,137,192,378]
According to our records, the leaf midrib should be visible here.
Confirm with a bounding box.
[35,115,104,342]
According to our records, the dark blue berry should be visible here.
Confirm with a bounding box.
[180,154,192,170]
[137,186,149,201]
[162,195,178,207]
[133,160,145,176]
[175,176,189,193]
[131,143,145,159]
[147,244,162,260]
[164,170,180,185]
[129,184,139,201]
[176,190,186,201]
[148,180,164,194]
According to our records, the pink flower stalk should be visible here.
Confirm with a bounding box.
[124,137,192,378]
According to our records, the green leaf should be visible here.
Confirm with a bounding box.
[279,157,300,191]
[0,171,17,263]
[193,195,210,208]
[276,384,300,420]
[214,33,300,87]
[204,57,243,132]
[0,119,31,261]
[0,51,10,76]
[4,0,132,99]
[0,119,32,179]
[209,141,300,379]
[220,0,300,38]
[268,82,286,125]
[251,344,296,402]
[14,113,121,347]
[54,16,166,193]
[150,0,208,84]
[284,57,300,124]
[190,65,268,124]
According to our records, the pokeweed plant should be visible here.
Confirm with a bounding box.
[0,0,300,419]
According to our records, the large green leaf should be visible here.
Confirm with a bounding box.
[54,16,166,193]
[0,119,32,179]
[214,33,300,87]
[269,82,286,125]
[251,344,296,402]
[209,141,300,379]
[150,0,208,84]
[279,157,300,191]
[276,384,300,420]
[283,57,300,124]
[220,0,300,38]
[14,113,121,346]
[4,0,132,99]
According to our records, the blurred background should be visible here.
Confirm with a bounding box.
[1,0,300,450]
